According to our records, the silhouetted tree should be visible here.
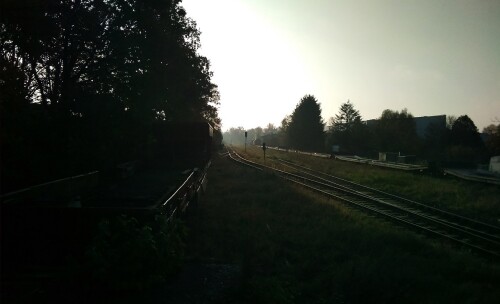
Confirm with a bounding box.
[483,124,500,157]
[1,0,219,123]
[327,100,369,154]
[330,100,361,132]
[0,0,220,192]
[483,124,498,136]
[279,115,292,147]
[444,115,484,164]
[263,123,277,135]
[287,95,325,151]
[374,109,419,154]
[223,127,246,145]
[254,127,263,140]
[450,115,483,148]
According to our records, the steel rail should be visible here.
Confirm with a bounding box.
[277,161,500,247]
[282,172,500,256]
[228,148,500,258]
[227,149,263,171]
[282,175,500,257]
[274,163,500,257]
[276,159,500,241]
[276,158,500,234]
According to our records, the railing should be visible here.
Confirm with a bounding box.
[1,159,212,222]
[1,171,100,204]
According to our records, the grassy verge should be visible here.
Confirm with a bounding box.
[235,145,500,224]
[185,151,500,303]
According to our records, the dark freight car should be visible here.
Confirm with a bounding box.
[152,121,213,166]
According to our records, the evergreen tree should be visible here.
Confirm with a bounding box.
[327,100,368,154]
[331,100,362,132]
[287,95,325,151]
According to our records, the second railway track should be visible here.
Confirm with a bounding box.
[226,147,500,259]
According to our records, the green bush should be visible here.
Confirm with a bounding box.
[85,214,185,291]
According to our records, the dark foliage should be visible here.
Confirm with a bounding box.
[223,127,246,146]
[0,0,220,193]
[223,124,285,147]
[287,95,325,151]
[374,108,419,154]
[446,115,485,163]
[278,115,292,147]
[327,100,370,154]
[85,215,185,291]
[450,115,483,148]
[331,100,362,132]
[483,124,500,157]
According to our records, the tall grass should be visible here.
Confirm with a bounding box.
[236,145,500,224]
[185,151,500,303]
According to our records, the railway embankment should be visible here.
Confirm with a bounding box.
[2,147,500,303]
[177,149,500,303]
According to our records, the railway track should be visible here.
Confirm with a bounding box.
[226,147,500,259]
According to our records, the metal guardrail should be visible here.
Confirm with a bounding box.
[1,171,100,204]
[159,160,211,222]
[2,159,211,223]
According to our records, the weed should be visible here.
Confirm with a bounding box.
[237,145,500,223]
[185,149,500,303]
[84,215,186,291]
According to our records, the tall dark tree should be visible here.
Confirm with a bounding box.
[330,100,361,132]
[287,95,325,151]
[445,115,485,163]
[374,108,419,153]
[483,124,500,157]
[279,115,291,147]
[327,100,369,154]
[0,0,220,192]
[450,115,483,148]
[1,0,220,123]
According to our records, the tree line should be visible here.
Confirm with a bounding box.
[327,101,499,165]
[224,95,499,166]
[0,0,221,193]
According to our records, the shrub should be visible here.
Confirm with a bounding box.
[84,214,185,291]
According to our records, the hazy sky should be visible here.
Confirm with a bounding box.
[183,0,500,131]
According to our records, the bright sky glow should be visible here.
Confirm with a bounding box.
[183,0,500,131]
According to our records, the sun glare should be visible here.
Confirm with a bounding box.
[185,0,318,130]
